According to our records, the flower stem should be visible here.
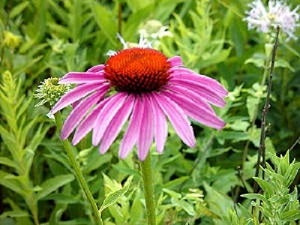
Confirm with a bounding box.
[54,112,102,225]
[140,154,156,225]
[254,27,280,192]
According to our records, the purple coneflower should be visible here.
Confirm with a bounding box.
[50,47,227,160]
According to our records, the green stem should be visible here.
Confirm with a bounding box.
[140,154,156,225]
[240,43,271,171]
[257,28,280,174]
[254,27,280,193]
[54,112,102,225]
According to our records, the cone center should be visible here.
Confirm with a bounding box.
[104,48,170,93]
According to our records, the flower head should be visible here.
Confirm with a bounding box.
[138,20,172,48]
[50,47,227,160]
[35,77,72,107]
[245,0,299,39]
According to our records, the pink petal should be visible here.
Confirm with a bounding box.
[149,94,167,153]
[166,84,215,115]
[169,67,228,96]
[72,98,110,145]
[119,96,144,159]
[168,79,226,107]
[137,95,153,161]
[50,83,107,115]
[163,91,225,130]
[59,72,106,84]
[152,93,196,147]
[92,93,127,146]
[167,56,183,67]
[99,95,135,154]
[61,88,108,140]
[87,64,105,72]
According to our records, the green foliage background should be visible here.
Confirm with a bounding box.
[0,0,299,224]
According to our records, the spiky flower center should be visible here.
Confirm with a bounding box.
[104,48,170,93]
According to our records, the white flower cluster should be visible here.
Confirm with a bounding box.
[107,20,172,55]
[245,0,299,39]
[138,20,172,48]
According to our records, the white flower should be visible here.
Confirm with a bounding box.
[138,20,172,48]
[245,0,299,39]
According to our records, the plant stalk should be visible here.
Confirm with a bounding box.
[254,27,280,192]
[117,2,122,35]
[54,112,102,225]
[140,154,156,225]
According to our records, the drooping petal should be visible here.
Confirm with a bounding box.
[163,91,225,130]
[59,72,106,84]
[149,94,167,153]
[137,95,153,161]
[169,67,228,96]
[50,83,107,115]
[166,84,215,115]
[61,88,108,140]
[167,56,183,67]
[72,98,110,145]
[119,96,144,159]
[168,79,226,107]
[87,64,105,72]
[92,93,127,146]
[152,93,196,147]
[99,95,135,154]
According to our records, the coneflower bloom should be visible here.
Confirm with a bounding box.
[50,48,227,160]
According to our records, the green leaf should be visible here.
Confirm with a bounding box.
[0,157,18,169]
[248,127,260,147]
[253,177,274,194]
[246,96,260,122]
[83,152,112,174]
[163,188,181,199]
[0,210,29,218]
[208,147,232,157]
[228,120,250,131]
[9,1,30,19]
[241,193,266,202]
[36,174,74,200]
[92,3,117,46]
[245,53,266,68]
[173,198,195,216]
[99,176,133,213]
[280,209,300,221]
[217,131,249,142]
[125,0,153,12]
[275,59,295,72]
[163,176,189,189]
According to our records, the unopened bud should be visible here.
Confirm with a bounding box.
[35,77,71,108]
